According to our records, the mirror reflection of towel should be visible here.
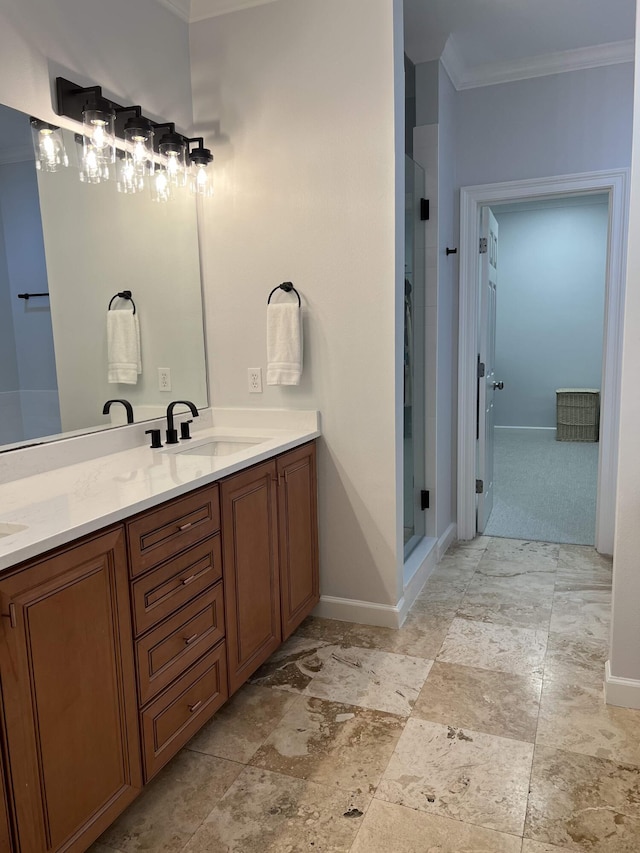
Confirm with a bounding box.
[107,309,142,384]
[266,303,302,385]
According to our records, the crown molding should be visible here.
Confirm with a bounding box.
[446,38,635,91]
[190,0,282,22]
[154,0,191,22]
[0,145,33,166]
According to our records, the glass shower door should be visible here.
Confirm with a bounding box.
[404,156,426,559]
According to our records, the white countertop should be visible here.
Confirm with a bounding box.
[0,409,320,572]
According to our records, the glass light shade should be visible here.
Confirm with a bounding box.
[158,134,187,188]
[81,107,116,183]
[150,165,172,203]
[116,153,145,194]
[190,162,213,197]
[124,124,154,178]
[76,133,110,184]
[30,119,68,172]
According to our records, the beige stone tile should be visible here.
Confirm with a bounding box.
[557,545,613,587]
[181,765,369,853]
[414,572,471,606]
[186,684,297,764]
[413,660,542,742]
[525,745,640,852]
[303,646,432,716]
[97,749,242,853]
[438,617,547,676]
[544,633,608,686]
[484,538,560,566]
[350,798,522,853]
[344,605,455,659]
[377,717,534,835]
[294,615,355,644]
[249,635,334,692]
[87,845,123,853]
[448,535,492,552]
[549,589,611,642]
[250,695,405,793]
[536,678,640,766]
[522,842,577,853]
[458,573,554,629]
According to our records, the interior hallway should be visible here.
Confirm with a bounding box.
[91,537,638,853]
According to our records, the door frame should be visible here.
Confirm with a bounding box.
[457,169,629,553]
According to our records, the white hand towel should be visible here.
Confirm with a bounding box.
[107,310,142,385]
[266,303,303,385]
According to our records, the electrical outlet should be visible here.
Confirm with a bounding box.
[158,367,172,392]
[248,367,263,393]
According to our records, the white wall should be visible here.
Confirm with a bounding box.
[493,199,608,428]
[456,64,634,188]
[190,0,403,609]
[609,10,640,696]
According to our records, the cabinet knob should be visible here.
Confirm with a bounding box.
[184,633,199,645]
[181,573,196,585]
[178,522,193,531]
[189,700,203,713]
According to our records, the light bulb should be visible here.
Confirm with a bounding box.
[91,121,107,149]
[30,119,69,172]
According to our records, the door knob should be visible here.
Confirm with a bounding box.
[492,381,504,390]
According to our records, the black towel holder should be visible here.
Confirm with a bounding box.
[108,290,136,314]
[267,281,301,307]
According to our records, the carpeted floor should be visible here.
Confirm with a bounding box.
[484,427,599,545]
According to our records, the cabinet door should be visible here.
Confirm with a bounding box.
[0,745,13,852]
[222,460,281,694]
[0,528,142,853]
[277,442,320,640]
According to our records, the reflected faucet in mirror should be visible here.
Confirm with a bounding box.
[165,400,199,445]
[103,399,134,424]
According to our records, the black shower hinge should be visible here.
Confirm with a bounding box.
[420,490,430,510]
[420,198,430,221]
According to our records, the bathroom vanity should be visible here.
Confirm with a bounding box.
[0,414,319,852]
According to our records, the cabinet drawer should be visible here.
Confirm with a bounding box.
[131,536,222,636]
[136,584,225,706]
[140,643,228,781]
[127,486,220,577]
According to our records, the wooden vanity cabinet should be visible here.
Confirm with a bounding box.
[0,527,142,853]
[221,442,319,692]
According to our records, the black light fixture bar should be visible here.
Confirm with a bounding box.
[187,137,213,165]
[55,76,194,155]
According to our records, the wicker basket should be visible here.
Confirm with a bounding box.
[556,389,600,442]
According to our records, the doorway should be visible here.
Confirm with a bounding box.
[457,170,629,555]
[482,194,608,546]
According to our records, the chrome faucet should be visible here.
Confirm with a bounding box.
[103,399,134,424]
[165,400,199,444]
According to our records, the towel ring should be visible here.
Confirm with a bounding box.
[267,281,301,307]
[108,290,136,315]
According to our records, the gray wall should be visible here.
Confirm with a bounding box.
[493,198,608,428]
[0,199,18,392]
[416,60,439,126]
[455,64,633,188]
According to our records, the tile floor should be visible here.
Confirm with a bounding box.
[92,537,640,853]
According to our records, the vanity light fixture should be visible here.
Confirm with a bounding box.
[55,77,213,198]
[30,118,68,172]
[187,138,214,197]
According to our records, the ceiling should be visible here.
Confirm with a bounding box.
[404,0,636,87]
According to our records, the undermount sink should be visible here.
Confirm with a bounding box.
[0,522,28,538]
[173,437,268,458]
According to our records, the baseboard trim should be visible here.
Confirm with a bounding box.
[604,660,640,709]
[313,595,401,629]
[494,426,556,432]
[437,522,458,560]
[399,537,439,626]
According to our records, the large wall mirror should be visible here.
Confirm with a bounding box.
[0,102,208,451]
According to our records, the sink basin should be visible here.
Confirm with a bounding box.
[0,522,28,538]
[174,437,268,458]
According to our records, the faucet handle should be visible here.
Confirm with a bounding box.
[145,429,163,449]
[180,419,193,440]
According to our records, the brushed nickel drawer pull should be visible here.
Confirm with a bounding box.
[189,700,202,713]
[178,521,193,531]
[181,574,196,585]
[184,633,199,645]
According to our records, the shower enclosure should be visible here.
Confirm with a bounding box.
[403,155,426,558]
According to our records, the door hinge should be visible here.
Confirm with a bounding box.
[479,237,488,254]
[475,479,484,495]
[478,361,485,378]
[420,198,430,221]
[420,490,430,511]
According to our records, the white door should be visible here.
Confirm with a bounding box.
[477,207,501,532]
